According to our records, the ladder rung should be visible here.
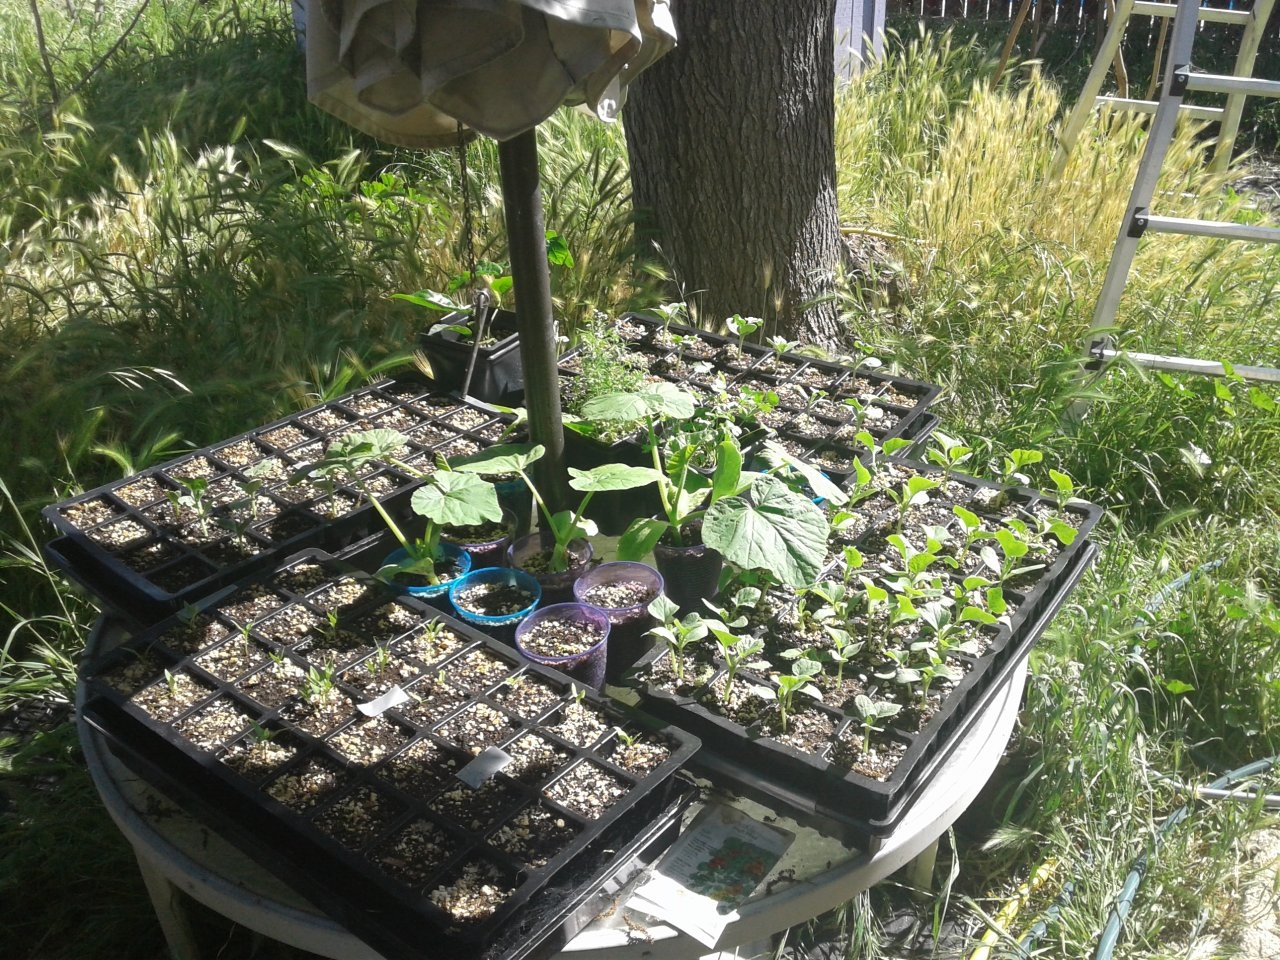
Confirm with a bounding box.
[1096,95,1224,121]
[1092,345,1280,383]
[1132,2,1252,25]
[1181,71,1280,99]
[1142,214,1280,243]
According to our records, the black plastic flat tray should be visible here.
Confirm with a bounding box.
[613,312,942,443]
[79,549,700,960]
[44,379,511,621]
[625,460,1102,844]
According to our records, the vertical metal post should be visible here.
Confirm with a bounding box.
[497,129,571,513]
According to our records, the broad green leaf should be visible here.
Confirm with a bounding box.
[545,230,574,267]
[759,440,848,506]
[489,276,514,296]
[618,517,669,561]
[958,606,998,625]
[710,439,744,502]
[391,289,460,312]
[648,594,680,624]
[1048,519,1078,545]
[450,443,545,475]
[1164,679,1195,695]
[702,475,828,586]
[568,463,662,493]
[334,428,409,464]
[581,382,697,422]
[410,471,502,527]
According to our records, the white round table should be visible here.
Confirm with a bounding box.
[79,618,1029,960]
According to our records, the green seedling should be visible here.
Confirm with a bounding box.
[927,431,974,471]
[851,695,902,753]
[979,527,1047,583]
[998,448,1043,487]
[915,647,962,703]
[725,314,762,354]
[774,657,823,733]
[613,727,638,748]
[163,668,179,698]
[301,661,337,703]
[167,476,212,534]
[646,595,708,683]
[886,474,942,532]
[706,619,765,705]
[874,647,921,690]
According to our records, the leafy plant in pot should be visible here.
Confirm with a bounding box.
[295,429,506,603]
[452,443,661,604]
[583,385,830,608]
[396,272,522,403]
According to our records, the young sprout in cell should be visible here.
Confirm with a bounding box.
[874,647,920,691]
[725,314,762,356]
[646,595,708,684]
[917,600,997,658]
[851,695,902,754]
[301,661,337,703]
[914,647,962,704]
[706,619,765,705]
[979,527,1047,584]
[823,628,864,686]
[773,657,823,733]
[879,534,947,600]
[167,476,213,535]
[885,474,942,534]
[768,334,800,356]
[926,431,974,472]
[997,448,1044,488]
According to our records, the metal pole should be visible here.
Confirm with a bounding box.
[497,129,571,513]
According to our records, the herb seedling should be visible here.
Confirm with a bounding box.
[163,668,179,698]
[885,474,942,533]
[301,661,337,703]
[926,431,974,471]
[706,620,765,704]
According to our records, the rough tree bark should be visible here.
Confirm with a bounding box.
[624,0,843,347]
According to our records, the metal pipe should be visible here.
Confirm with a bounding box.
[497,130,571,513]
[1091,344,1280,383]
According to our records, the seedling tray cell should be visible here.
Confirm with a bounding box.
[81,549,699,960]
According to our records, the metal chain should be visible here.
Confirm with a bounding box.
[455,122,481,301]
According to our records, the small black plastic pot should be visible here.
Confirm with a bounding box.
[651,533,722,616]
[506,531,593,606]
[418,308,523,404]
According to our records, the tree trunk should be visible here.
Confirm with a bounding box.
[624,0,842,347]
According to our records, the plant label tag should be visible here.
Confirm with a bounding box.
[357,685,410,717]
[456,746,512,787]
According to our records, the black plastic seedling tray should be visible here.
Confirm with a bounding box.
[625,459,1102,846]
[44,379,511,622]
[80,549,699,960]
[612,312,942,442]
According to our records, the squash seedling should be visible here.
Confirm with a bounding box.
[851,695,902,754]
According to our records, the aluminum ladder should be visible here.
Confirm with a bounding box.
[1055,0,1277,176]
[1081,0,1280,385]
